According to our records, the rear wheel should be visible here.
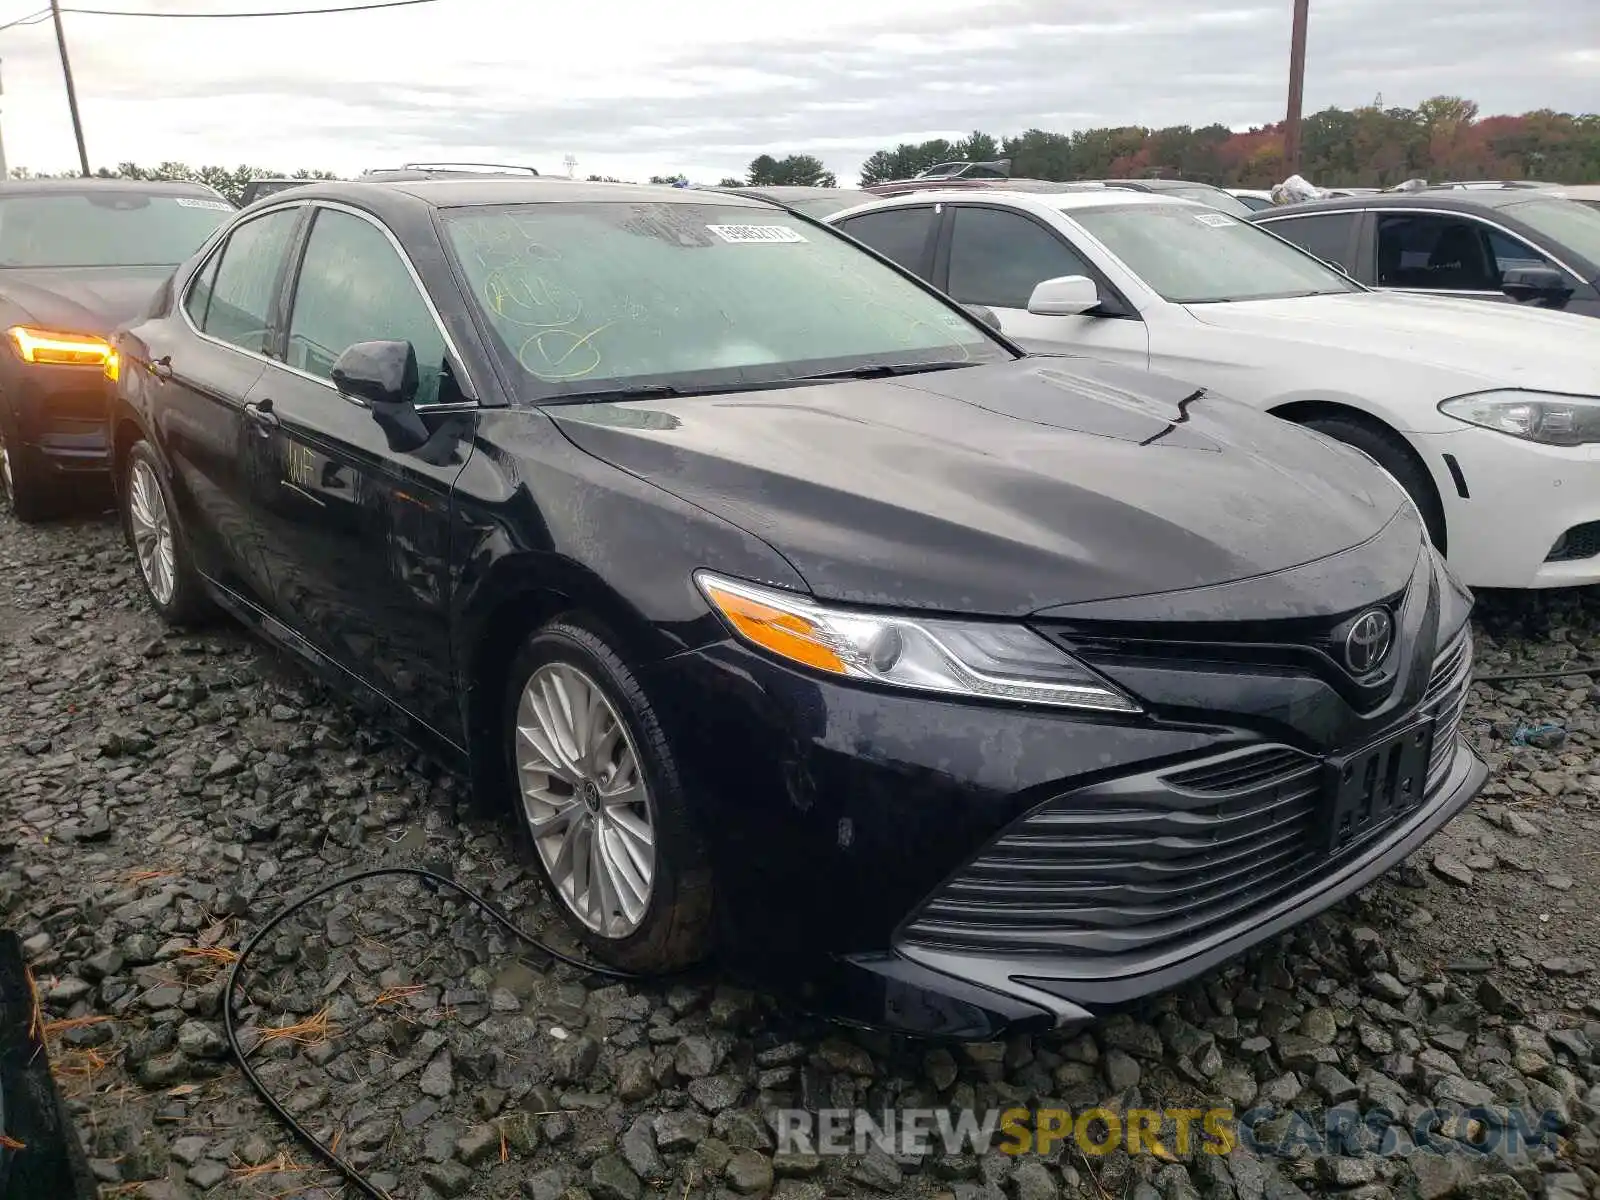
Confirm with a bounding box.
[504,618,712,973]
[121,440,211,626]
[1301,414,1447,552]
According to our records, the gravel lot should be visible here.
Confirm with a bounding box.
[4,504,1600,1200]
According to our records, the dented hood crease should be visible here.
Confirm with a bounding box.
[550,358,1406,616]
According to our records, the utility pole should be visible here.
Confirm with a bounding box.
[1283,0,1309,177]
[50,0,90,177]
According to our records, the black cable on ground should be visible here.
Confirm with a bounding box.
[223,866,661,1200]
[227,654,1598,1194]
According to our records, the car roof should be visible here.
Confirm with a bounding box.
[0,177,225,197]
[831,187,1195,220]
[722,186,866,199]
[253,178,775,212]
[1258,190,1564,216]
[1104,178,1228,192]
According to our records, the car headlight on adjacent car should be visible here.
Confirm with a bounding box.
[7,325,116,369]
[1439,390,1600,446]
[694,571,1141,713]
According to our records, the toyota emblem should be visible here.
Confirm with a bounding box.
[1343,608,1393,675]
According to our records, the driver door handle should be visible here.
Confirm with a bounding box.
[243,397,279,434]
[148,355,173,381]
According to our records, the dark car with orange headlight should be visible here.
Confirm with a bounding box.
[0,178,234,520]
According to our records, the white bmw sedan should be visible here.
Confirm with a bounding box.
[827,189,1600,590]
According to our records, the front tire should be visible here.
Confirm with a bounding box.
[121,441,211,626]
[0,419,59,524]
[504,618,712,973]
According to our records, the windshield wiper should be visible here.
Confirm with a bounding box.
[542,384,687,405]
[795,361,976,382]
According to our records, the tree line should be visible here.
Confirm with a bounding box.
[856,98,1598,189]
[8,96,1594,200]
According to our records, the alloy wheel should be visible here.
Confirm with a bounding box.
[127,459,177,606]
[515,662,656,937]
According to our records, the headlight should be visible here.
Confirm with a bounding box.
[694,571,1141,713]
[7,326,115,368]
[1439,390,1600,446]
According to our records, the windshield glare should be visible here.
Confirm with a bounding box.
[441,201,1007,398]
[0,191,233,268]
[1504,198,1600,270]
[1073,203,1360,304]
[1166,186,1256,219]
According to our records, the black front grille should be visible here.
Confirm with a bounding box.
[900,630,1474,959]
[1424,627,1472,793]
[1547,521,1600,563]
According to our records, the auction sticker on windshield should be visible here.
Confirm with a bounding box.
[175,198,233,211]
[707,224,807,243]
[1192,213,1237,228]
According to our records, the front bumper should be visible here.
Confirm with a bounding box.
[0,361,114,478]
[1413,425,1600,589]
[892,737,1484,1034]
[648,593,1482,1040]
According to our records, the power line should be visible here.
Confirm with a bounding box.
[53,0,442,16]
[0,9,52,32]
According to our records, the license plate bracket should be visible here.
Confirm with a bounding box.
[1323,719,1434,853]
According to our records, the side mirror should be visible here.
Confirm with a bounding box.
[1501,265,1573,307]
[1026,275,1101,317]
[332,339,430,452]
[963,303,1002,331]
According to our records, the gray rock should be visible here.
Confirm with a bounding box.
[522,1167,568,1200]
[726,1148,775,1195]
[590,1154,643,1200]
[176,1020,227,1060]
[455,1123,500,1166]
[1013,1159,1060,1200]
[1105,1047,1141,1091]
[620,1115,664,1182]
[675,1033,724,1078]
[187,1159,228,1190]
[550,1034,599,1083]
[1300,1007,1338,1045]
[654,1110,711,1151]
[688,1073,746,1112]
[419,1161,473,1198]
[419,1050,454,1097]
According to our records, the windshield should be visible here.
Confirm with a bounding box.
[1072,203,1361,303]
[440,201,1009,400]
[1164,186,1256,219]
[786,194,868,218]
[0,191,233,268]
[1503,198,1600,271]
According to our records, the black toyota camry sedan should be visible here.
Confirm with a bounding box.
[106,178,1485,1038]
[0,178,234,520]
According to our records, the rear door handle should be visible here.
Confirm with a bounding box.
[243,397,279,434]
[148,356,172,381]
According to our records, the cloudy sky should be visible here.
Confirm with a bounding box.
[0,0,1592,184]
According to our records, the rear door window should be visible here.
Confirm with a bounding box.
[195,208,300,354]
[835,206,939,276]
[1376,213,1500,291]
[1260,212,1359,267]
[947,206,1095,309]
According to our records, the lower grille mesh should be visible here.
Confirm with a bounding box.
[901,629,1473,958]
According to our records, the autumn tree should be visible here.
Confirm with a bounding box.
[856,97,1599,189]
